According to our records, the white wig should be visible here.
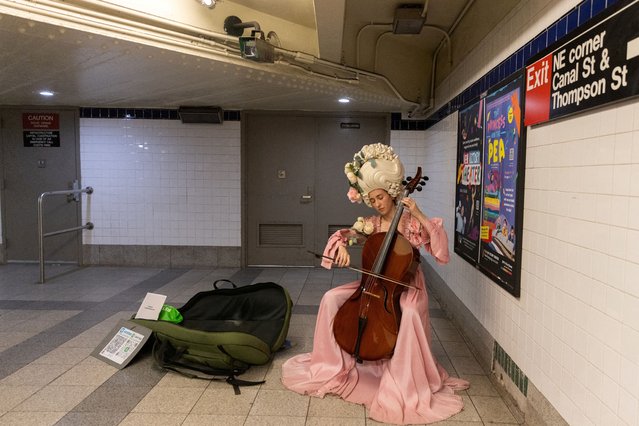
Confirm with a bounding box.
[344,143,405,207]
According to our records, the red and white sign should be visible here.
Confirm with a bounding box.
[22,112,61,147]
[524,54,553,126]
[23,113,59,130]
[524,0,639,126]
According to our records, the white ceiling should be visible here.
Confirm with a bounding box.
[0,0,520,117]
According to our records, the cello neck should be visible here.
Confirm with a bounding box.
[369,167,423,275]
[370,190,407,274]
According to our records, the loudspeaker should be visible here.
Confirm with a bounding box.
[393,4,425,34]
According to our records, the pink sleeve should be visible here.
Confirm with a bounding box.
[407,216,450,264]
[321,217,377,269]
[321,229,355,269]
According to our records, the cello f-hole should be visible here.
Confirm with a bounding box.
[380,284,391,314]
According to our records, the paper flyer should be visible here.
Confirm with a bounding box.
[134,292,167,320]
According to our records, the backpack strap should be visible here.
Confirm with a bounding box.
[213,279,237,290]
[152,338,265,394]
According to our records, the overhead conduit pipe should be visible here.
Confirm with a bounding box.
[0,0,417,108]
[410,0,476,118]
[353,0,454,114]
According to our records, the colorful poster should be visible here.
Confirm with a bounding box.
[478,74,525,297]
[454,99,483,265]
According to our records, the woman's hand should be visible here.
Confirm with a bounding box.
[335,245,351,267]
[402,197,432,232]
[401,197,423,216]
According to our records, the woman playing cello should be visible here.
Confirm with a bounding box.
[281,143,469,424]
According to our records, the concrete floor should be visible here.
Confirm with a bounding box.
[0,264,523,425]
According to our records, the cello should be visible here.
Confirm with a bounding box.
[332,168,427,362]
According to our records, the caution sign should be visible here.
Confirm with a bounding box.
[525,0,639,126]
[23,113,60,147]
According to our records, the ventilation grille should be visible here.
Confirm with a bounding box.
[328,225,352,238]
[494,341,528,396]
[259,224,303,246]
[178,106,223,124]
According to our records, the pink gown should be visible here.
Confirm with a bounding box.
[281,212,469,425]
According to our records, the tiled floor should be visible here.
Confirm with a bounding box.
[0,264,524,425]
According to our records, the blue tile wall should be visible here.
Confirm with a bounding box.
[79,107,241,121]
[516,49,524,70]
[592,0,606,15]
[547,23,557,45]
[391,113,428,130]
[567,9,579,32]
[579,1,593,24]
[393,0,621,131]
[557,16,568,40]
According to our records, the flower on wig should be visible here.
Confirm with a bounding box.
[347,187,362,203]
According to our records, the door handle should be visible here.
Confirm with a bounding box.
[300,187,313,203]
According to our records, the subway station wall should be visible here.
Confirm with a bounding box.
[80,118,241,247]
[394,0,639,425]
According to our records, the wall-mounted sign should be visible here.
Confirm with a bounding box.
[478,73,526,297]
[23,112,60,147]
[454,99,483,265]
[525,0,639,126]
[340,122,361,129]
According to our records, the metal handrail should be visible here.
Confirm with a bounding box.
[38,186,94,283]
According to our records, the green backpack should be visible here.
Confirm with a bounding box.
[131,280,292,392]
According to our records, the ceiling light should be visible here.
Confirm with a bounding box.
[338,98,350,103]
[39,90,54,97]
[199,0,216,9]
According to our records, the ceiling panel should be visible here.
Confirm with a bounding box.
[0,0,521,116]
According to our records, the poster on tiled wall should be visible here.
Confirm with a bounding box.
[477,73,526,297]
[454,99,483,266]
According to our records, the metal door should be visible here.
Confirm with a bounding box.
[1,108,80,262]
[245,114,316,266]
[315,115,389,264]
[245,112,388,266]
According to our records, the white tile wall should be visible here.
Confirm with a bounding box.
[392,1,639,425]
[80,118,241,246]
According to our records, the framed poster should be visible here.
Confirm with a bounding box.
[478,72,526,297]
[454,99,483,265]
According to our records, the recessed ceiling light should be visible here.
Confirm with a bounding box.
[39,90,54,96]
[338,98,350,103]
